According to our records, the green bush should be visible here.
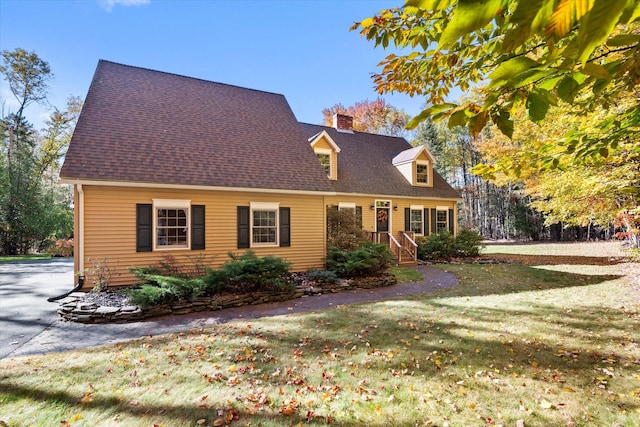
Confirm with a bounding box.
[129,253,214,281]
[417,229,482,261]
[126,284,176,308]
[125,275,208,308]
[127,251,293,307]
[219,250,293,294]
[325,242,393,278]
[417,231,456,260]
[455,229,483,257]
[307,269,340,286]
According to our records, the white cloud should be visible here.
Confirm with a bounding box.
[98,0,150,12]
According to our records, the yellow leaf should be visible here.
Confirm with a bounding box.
[540,399,553,409]
[71,414,82,421]
[213,419,225,426]
[361,17,375,28]
[563,387,575,392]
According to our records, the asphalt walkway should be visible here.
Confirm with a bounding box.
[2,265,458,360]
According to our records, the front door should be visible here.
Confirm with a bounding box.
[376,200,390,243]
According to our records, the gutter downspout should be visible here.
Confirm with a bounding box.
[77,183,85,276]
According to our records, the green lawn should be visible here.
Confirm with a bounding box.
[0,254,51,263]
[1,251,638,426]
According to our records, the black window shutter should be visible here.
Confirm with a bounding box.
[424,208,429,235]
[356,206,362,228]
[280,207,291,247]
[191,205,205,250]
[237,206,250,249]
[430,208,437,235]
[136,204,152,252]
[448,208,455,234]
[404,208,410,232]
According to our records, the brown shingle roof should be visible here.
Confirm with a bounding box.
[60,60,333,192]
[299,123,462,200]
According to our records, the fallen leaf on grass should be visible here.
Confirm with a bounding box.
[540,399,553,409]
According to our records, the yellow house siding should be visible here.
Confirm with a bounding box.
[312,137,333,151]
[80,185,326,287]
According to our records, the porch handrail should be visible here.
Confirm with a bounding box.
[387,232,402,263]
[401,232,418,263]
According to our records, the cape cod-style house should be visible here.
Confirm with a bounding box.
[60,61,462,286]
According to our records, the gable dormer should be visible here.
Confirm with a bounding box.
[392,145,435,187]
[309,130,340,180]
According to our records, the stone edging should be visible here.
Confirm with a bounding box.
[57,274,396,323]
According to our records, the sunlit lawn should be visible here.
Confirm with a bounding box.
[0,254,50,263]
[1,246,639,426]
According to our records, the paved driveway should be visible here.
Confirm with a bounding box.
[0,258,74,358]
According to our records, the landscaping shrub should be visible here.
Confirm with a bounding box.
[126,283,177,308]
[219,251,293,294]
[129,254,214,281]
[417,229,483,260]
[325,242,393,278]
[306,269,340,286]
[125,275,208,308]
[417,231,456,260]
[455,229,483,257]
[127,251,293,308]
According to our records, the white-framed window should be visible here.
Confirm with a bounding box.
[251,202,279,247]
[436,207,449,233]
[410,205,424,235]
[416,162,429,184]
[315,148,333,178]
[316,153,331,176]
[153,199,190,250]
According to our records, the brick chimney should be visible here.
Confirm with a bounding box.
[332,113,354,133]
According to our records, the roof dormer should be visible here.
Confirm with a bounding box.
[309,130,340,180]
[392,145,435,187]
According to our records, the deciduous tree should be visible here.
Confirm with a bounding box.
[322,98,411,137]
[352,0,640,161]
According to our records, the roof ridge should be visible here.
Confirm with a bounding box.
[299,121,408,140]
[97,59,288,98]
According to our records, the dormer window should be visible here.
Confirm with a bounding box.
[309,130,341,180]
[317,153,331,176]
[392,145,436,188]
[416,162,429,184]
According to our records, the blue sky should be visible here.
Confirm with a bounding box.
[1,0,427,131]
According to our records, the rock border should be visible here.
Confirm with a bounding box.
[57,274,396,323]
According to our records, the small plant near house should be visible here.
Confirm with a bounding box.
[417,229,483,261]
[86,257,120,292]
[129,253,213,281]
[220,250,293,294]
[325,242,393,278]
[306,269,340,286]
[454,228,483,257]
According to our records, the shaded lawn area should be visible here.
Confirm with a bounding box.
[1,261,639,426]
